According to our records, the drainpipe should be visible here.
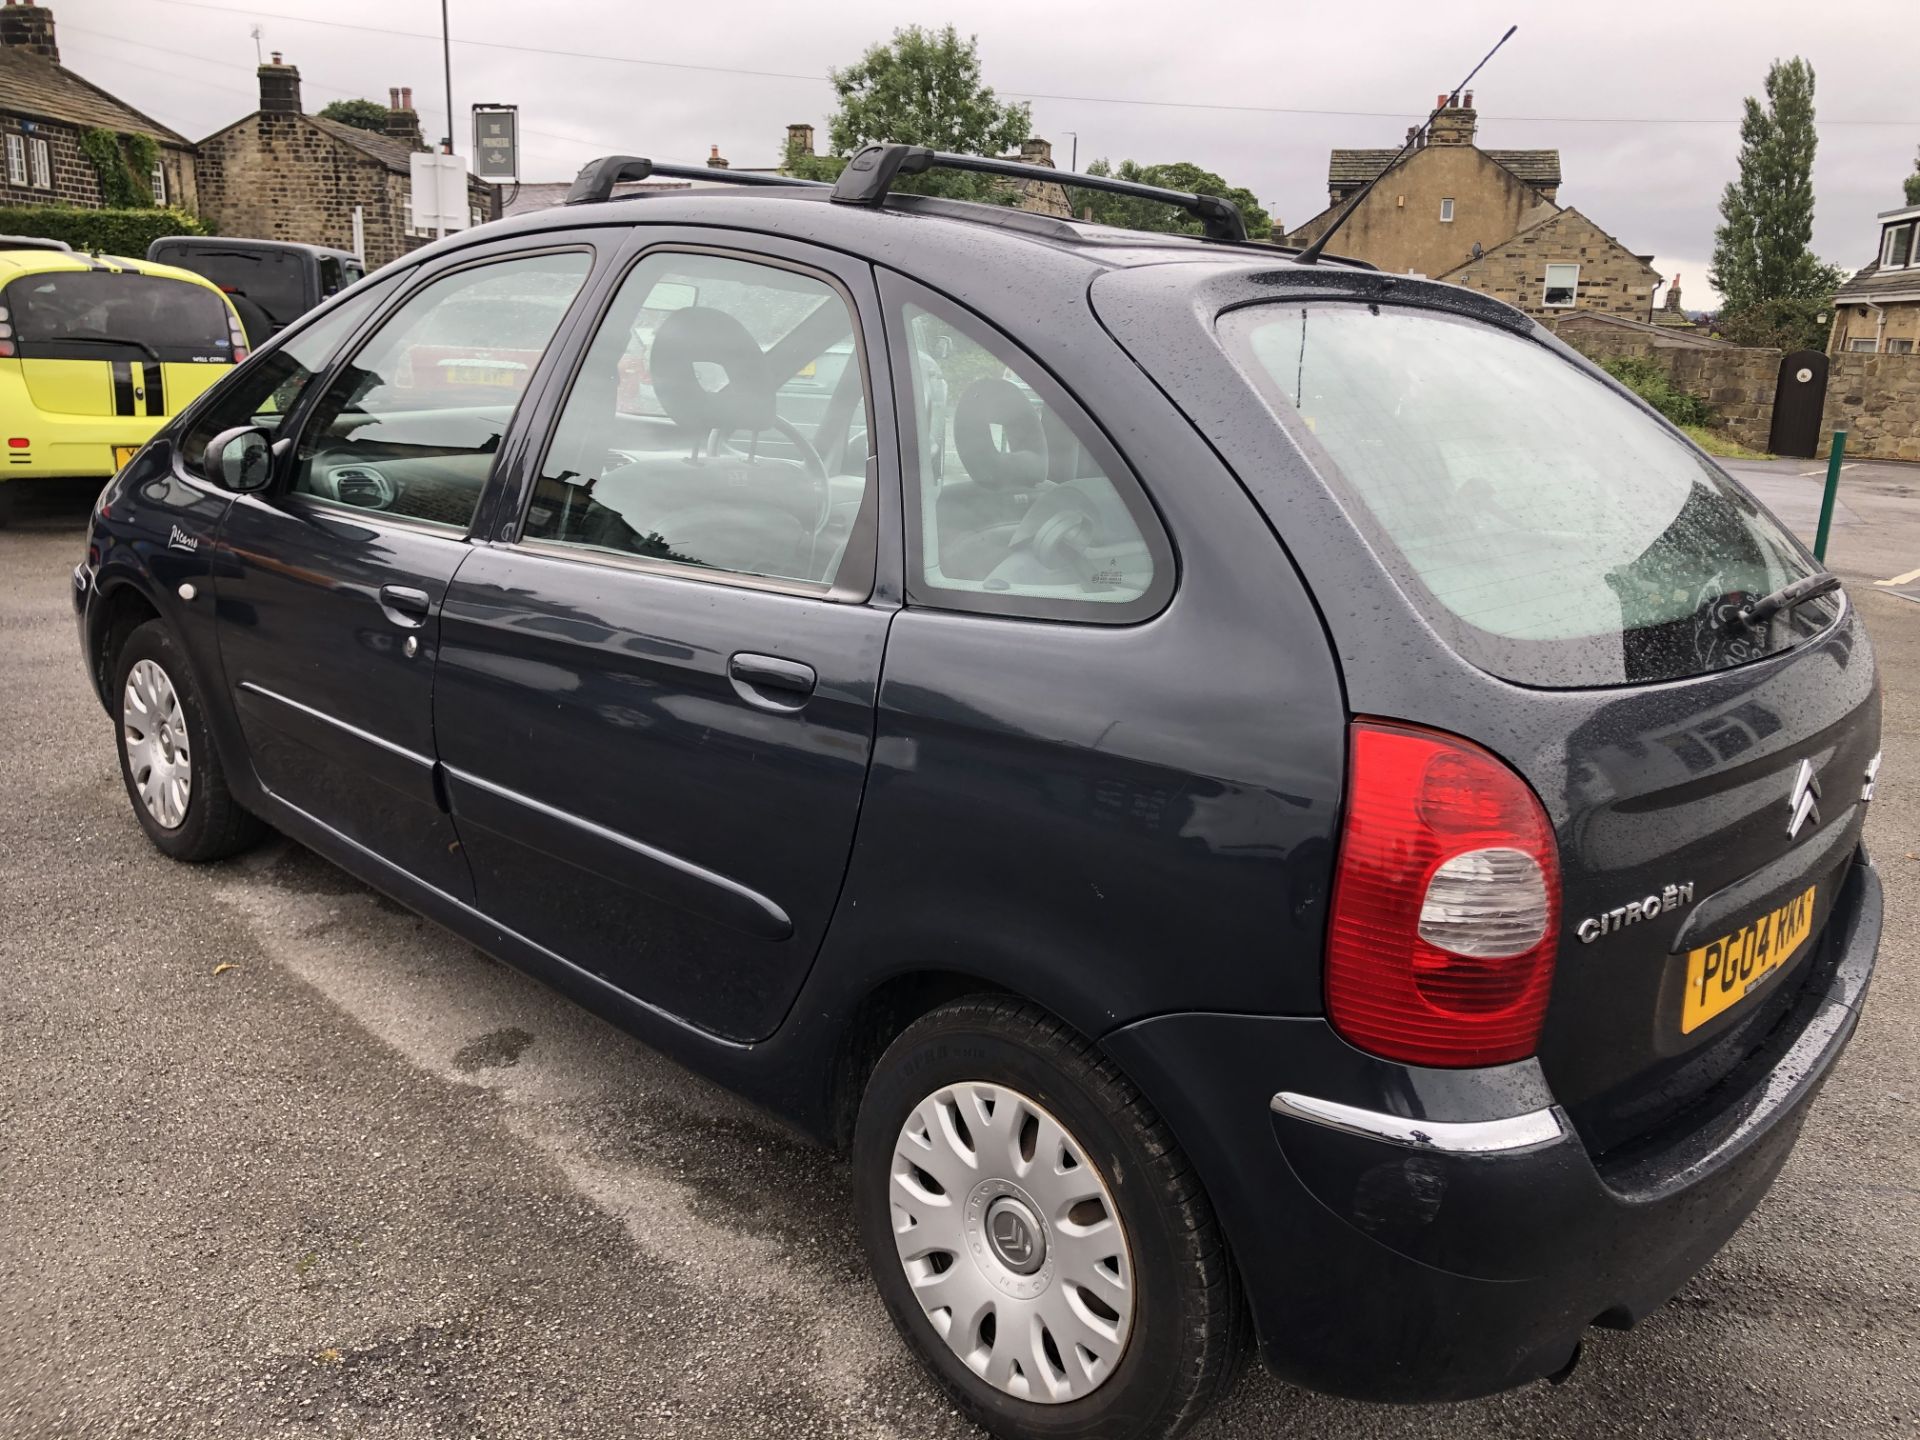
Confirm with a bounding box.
[1855,301,1886,353]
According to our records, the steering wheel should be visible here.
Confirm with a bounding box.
[705,417,833,536]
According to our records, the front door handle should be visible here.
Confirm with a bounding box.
[728,652,817,709]
[378,584,432,627]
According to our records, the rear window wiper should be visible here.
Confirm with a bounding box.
[38,335,163,365]
[1727,572,1843,628]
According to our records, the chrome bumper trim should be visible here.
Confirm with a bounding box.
[1270,1091,1565,1154]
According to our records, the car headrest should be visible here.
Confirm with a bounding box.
[649,306,775,437]
[952,377,1048,491]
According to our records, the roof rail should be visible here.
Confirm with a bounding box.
[0,234,75,253]
[830,144,1248,244]
[565,155,829,206]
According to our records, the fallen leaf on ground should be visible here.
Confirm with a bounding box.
[211,962,236,976]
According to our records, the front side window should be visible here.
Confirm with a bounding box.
[293,250,589,530]
[1884,222,1914,269]
[178,270,407,470]
[523,250,872,591]
[29,137,50,189]
[1221,303,1837,687]
[1543,263,1579,307]
[4,134,25,187]
[892,287,1168,621]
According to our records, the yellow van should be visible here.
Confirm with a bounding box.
[1,240,246,524]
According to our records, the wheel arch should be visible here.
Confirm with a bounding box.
[88,576,164,710]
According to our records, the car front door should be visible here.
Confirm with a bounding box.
[433,236,898,1042]
[213,244,598,898]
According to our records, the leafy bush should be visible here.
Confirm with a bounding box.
[318,98,392,134]
[0,205,210,259]
[1601,355,1715,427]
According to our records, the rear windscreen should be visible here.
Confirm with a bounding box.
[155,246,306,329]
[1221,303,1839,688]
[4,270,233,363]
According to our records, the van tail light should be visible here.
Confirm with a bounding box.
[1325,721,1560,1068]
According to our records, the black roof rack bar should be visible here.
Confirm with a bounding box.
[565,155,828,206]
[829,144,1248,244]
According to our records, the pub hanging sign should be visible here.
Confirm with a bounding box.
[472,104,520,183]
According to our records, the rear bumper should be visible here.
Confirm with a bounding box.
[1102,847,1881,1403]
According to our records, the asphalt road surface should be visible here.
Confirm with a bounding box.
[3,472,1916,1440]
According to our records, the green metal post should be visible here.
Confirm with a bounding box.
[1813,430,1846,563]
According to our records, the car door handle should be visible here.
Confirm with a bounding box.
[378,584,432,627]
[728,652,817,708]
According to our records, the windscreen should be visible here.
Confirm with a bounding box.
[1221,303,1839,688]
[153,246,307,330]
[4,270,233,363]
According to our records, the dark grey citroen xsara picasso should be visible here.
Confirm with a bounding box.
[74,146,1884,1440]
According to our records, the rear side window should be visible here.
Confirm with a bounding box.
[3,270,231,362]
[1222,303,1838,688]
[890,283,1170,623]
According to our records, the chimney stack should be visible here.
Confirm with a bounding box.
[1020,137,1054,166]
[258,52,302,117]
[1665,274,1683,312]
[786,122,815,157]
[707,144,729,169]
[0,1,58,61]
[1429,89,1478,147]
[384,86,425,150]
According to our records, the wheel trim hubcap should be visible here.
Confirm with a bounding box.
[890,1081,1134,1404]
[124,659,191,830]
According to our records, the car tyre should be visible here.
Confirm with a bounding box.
[853,995,1245,1440]
[114,619,265,862]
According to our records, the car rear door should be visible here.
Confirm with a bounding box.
[213,239,601,899]
[433,231,898,1043]
[1101,270,1882,1158]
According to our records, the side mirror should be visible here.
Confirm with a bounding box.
[203,425,274,492]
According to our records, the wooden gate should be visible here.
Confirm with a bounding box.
[1768,350,1829,458]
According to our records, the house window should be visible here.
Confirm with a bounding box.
[1440,197,1455,222]
[1884,222,1914,269]
[1887,338,1914,354]
[469,203,483,229]
[1543,263,1579,308]
[29,137,50,189]
[150,160,166,205]
[1847,338,1879,352]
[4,134,25,187]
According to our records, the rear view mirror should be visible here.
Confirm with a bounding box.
[203,425,274,492]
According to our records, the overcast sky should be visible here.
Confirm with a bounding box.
[50,0,1920,306]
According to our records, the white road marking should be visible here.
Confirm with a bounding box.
[1875,566,1920,587]
[1800,464,1857,477]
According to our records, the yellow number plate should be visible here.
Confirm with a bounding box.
[1682,885,1816,1034]
[113,445,140,469]
[448,365,515,387]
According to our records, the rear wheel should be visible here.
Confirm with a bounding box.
[853,997,1243,1440]
[113,620,265,862]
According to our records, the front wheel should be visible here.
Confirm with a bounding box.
[113,619,265,862]
[853,997,1244,1440]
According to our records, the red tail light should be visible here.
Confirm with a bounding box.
[1325,721,1560,1068]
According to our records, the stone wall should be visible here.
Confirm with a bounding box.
[0,116,195,213]
[1554,326,1920,460]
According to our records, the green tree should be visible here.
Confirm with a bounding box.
[1709,58,1844,317]
[1904,144,1920,206]
[1068,159,1272,240]
[822,26,1030,202]
[318,98,391,134]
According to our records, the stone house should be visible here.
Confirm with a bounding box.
[1282,91,1660,321]
[196,60,493,269]
[1828,202,1920,356]
[0,2,197,213]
